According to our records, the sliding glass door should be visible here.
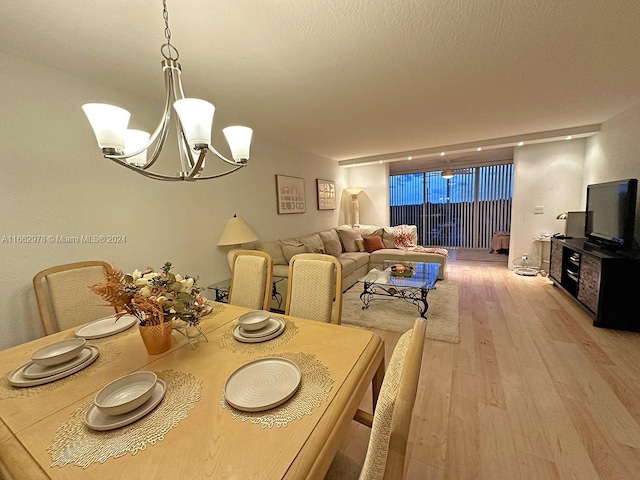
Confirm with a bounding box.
[390,164,513,249]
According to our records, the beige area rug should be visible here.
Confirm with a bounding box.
[341,280,460,343]
[456,248,508,263]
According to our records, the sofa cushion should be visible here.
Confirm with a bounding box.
[298,233,325,254]
[338,228,364,252]
[337,257,357,277]
[254,240,287,265]
[357,224,384,238]
[382,227,397,248]
[340,252,370,269]
[363,235,385,253]
[272,264,289,278]
[281,239,308,263]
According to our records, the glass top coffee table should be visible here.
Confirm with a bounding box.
[356,262,441,318]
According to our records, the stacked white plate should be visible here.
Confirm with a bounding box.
[85,371,166,431]
[232,316,286,343]
[9,340,100,387]
[75,314,137,339]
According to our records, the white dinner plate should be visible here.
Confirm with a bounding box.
[232,317,285,343]
[8,346,100,387]
[238,317,282,338]
[224,358,301,412]
[74,314,137,339]
[22,346,93,379]
[85,379,166,431]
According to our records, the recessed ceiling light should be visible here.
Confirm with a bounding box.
[517,141,524,147]
[408,156,412,160]
[440,152,445,156]
[476,147,482,151]
[565,135,573,140]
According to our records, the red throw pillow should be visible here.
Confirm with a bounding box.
[363,236,385,253]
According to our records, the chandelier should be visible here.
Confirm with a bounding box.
[82,0,253,181]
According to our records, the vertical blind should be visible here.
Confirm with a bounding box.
[390,164,514,249]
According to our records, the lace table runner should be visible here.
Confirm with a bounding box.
[48,369,201,469]
[220,352,333,428]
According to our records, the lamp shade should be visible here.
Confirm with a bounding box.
[173,98,215,147]
[223,126,253,161]
[124,129,151,166]
[82,103,131,151]
[345,187,364,197]
[556,213,568,220]
[217,215,259,246]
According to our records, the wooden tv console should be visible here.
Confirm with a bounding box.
[549,237,640,332]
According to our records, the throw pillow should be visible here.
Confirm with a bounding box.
[254,240,287,265]
[363,235,385,253]
[338,228,363,253]
[355,239,365,252]
[280,240,308,263]
[298,233,325,253]
[324,239,342,258]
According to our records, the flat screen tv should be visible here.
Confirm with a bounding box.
[585,178,638,251]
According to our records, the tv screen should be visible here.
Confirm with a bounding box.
[585,178,638,250]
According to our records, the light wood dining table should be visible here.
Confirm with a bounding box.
[0,302,385,479]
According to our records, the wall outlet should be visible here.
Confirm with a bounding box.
[534,205,544,214]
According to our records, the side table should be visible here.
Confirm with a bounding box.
[207,276,286,312]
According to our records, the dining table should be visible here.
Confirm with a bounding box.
[0,302,385,479]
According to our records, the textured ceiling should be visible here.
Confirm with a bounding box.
[2,0,640,165]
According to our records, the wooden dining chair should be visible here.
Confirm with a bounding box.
[228,250,273,311]
[284,253,343,324]
[325,317,427,480]
[33,260,118,335]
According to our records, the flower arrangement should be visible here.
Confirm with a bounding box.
[90,262,209,327]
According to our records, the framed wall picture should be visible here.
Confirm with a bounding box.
[276,175,306,214]
[316,179,336,210]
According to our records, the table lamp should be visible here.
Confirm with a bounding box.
[217,215,259,265]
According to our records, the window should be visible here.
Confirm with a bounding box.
[390,164,513,248]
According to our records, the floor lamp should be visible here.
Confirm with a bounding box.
[217,215,259,266]
[345,188,365,226]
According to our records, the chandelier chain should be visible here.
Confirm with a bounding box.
[161,0,179,61]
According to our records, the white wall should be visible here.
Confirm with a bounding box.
[0,52,346,350]
[585,101,640,241]
[344,163,390,226]
[510,140,586,268]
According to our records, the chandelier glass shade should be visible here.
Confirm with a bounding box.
[82,1,253,182]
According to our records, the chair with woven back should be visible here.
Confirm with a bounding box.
[228,250,273,311]
[325,317,427,480]
[33,260,118,335]
[284,253,343,324]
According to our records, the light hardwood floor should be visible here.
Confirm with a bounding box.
[338,251,640,479]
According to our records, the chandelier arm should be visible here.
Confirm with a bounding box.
[190,164,246,180]
[103,157,184,181]
[206,143,247,167]
[183,149,208,180]
[141,64,177,169]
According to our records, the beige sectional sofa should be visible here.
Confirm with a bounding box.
[234,224,447,310]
